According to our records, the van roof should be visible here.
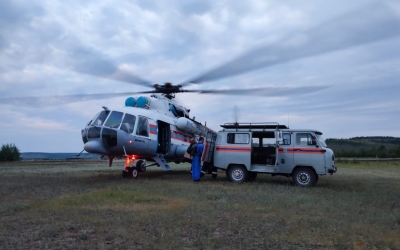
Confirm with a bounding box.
[220,122,288,129]
[219,123,322,135]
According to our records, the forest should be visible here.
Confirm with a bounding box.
[326,136,400,158]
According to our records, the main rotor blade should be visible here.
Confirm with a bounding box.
[0,91,156,108]
[70,47,153,87]
[181,2,400,85]
[183,86,330,96]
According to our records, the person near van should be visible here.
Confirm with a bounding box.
[192,137,204,181]
[187,137,197,162]
[186,137,197,177]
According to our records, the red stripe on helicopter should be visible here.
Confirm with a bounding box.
[149,124,157,135]
[170,130,190,143]
[216,146,251,153]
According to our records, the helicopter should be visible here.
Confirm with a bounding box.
[0,2,399,178]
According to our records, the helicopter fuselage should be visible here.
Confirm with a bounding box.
[81,94,215,166]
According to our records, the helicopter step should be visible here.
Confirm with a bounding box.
[152,154,172,171]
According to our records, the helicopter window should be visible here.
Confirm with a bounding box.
[227,133,249,144]
[90,111,109,126]
[120,114,136,134]
[104,111,124,128]
[136,116,149,137]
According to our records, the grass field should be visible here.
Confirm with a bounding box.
[0,161,399,249]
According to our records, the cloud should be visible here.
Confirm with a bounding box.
[1,0,399,152]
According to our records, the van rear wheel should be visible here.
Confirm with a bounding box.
[228,165,248,183]
[292,167,317,187]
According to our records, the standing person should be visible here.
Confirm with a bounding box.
[187,137,197,177]
[192,137,204,181]
[187,137,197,161]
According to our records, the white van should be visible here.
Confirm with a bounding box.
[212,122,336,186]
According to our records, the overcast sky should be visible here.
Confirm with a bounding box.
[0,0,399,152]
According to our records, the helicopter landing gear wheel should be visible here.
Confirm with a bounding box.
[136,160,146,172]
[129,167,138,178]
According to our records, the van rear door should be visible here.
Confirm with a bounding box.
[214,132,251,169]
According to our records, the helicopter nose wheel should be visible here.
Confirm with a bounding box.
[122,167,138,178]
[136,159,146,172]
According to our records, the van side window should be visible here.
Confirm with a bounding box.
[279,133,291,145]
[136,116,149,137]
[227,133,249,144]
[295,133,315,146]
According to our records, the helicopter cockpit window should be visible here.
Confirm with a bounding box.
[120,114,136,134]
[104,111,124,128]
[90,111,109,126]
[136,116,149,137]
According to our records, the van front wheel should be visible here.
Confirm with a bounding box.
[292,167,317,187]
[228,165,248,183]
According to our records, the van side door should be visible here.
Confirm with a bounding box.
[276,132,294,173]
[293,132,326,173]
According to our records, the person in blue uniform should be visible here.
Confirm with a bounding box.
[192,137,204,181]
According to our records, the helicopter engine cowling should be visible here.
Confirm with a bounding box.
[176,117,209,137]
[174,144,188,158]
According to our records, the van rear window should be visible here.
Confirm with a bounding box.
[227,133,249,144]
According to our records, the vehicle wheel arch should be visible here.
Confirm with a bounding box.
[227,163,248,171]
[291,165,316,176]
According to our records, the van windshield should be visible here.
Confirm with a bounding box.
[316,134,327,147]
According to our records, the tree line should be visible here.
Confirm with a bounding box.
[0,144,21,161]
[335,145,400,158]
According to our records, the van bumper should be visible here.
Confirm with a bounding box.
[328,166,337,174]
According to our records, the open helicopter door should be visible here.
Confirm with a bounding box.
[157,121,170,155]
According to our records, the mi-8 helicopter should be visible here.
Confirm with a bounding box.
[0,2,399,178]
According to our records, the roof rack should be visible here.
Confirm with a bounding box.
[220,122,288,130]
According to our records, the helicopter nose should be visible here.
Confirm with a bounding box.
[84,140,109,154]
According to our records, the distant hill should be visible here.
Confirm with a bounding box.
[326,136,400,158]
[21,152,101,160]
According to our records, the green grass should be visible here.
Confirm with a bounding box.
[0,161,399,249]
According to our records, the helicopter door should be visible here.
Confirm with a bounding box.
[157,121,170,155]
[135,116,151,155]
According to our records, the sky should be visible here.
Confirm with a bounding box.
[0,0,399,152]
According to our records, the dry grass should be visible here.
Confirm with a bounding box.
[0,161,399,249]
